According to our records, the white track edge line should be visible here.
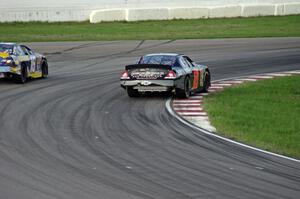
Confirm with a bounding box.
[166,99,300,163]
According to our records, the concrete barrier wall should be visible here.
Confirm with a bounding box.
[241,4,276,17]
[0,0,299,22]
[91,3,300,23]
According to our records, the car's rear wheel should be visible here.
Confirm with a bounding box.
[176,77,191,98]
[41,61,48,78]
[13,64,28,84]
[201,71,210,92]
[127,86,140,97]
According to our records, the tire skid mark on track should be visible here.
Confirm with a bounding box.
[64,40,176,71]
[170,70,300,163]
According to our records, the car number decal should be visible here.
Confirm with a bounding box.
[193,70,199,89]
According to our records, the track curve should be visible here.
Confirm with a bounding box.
[0,38,300,199]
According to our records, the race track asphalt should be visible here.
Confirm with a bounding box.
[0,38,300,199]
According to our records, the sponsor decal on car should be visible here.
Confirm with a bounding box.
[193,70,199,89]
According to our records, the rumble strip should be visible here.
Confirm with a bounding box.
[171,70,300,132]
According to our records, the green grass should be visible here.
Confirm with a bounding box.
[204,76,300,158]
[1,15,300,42]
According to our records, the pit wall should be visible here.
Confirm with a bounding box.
[0,0,299,22]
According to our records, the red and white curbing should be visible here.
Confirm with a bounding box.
[171,70,300,132]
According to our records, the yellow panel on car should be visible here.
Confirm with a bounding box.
[10,67,19,73]
[30,71,42,78]
[0,51,9,58]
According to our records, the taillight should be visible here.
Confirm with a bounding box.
[1,57,16,67]
[121,70,130,80]
[164,70,176,79]
[5,59,13,66]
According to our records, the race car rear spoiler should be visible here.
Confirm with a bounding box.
[125,64,172,70]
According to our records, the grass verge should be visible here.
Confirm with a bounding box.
[204,76,300,158]
[1,15,300,42]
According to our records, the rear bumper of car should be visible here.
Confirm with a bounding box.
[0,66,11,73]
[0,66,20,76]
[120,79,175,92]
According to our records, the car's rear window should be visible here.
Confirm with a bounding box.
[139,55,176,66]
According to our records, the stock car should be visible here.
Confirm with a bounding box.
[120,53,211,98]
[0,43,48,83]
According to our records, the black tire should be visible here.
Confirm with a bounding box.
[176,77,191,98]
[201,71,211,93]
[13,64,28,84]
[127,86,140,97]
[41,61,48,78]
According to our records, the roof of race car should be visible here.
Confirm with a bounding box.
[0,42,16,45]
[143,53,182,57]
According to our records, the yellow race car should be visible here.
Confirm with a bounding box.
[0,43,48,83]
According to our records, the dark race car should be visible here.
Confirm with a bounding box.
[120,53,211,98]
[0,43,48,83]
